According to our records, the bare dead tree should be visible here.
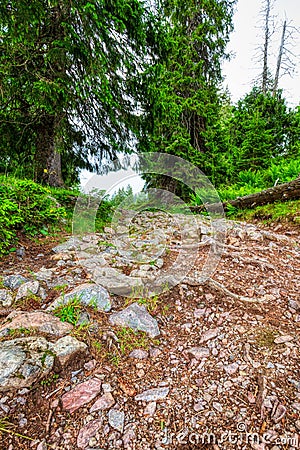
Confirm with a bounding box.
[262,0,272,93]
[252,0,276,92]
[253,1,299,95]
[273,18,299,94]
[273,19,286,92]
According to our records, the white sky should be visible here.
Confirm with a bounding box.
[81,168,144,194]
[222,0,300,106]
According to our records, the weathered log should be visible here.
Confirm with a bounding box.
[191,176,300,212]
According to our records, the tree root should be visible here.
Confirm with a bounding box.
[186,277,264,304]
[222,251,276,270]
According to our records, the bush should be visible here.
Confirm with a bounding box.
[0,176,67,255]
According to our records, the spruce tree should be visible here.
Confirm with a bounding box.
[0,0,152,185]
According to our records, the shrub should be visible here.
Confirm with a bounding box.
[0,176,67,255]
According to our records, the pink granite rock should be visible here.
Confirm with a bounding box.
[77,418,102,449]
[199,328,220,343]
[90,392,115,412]
[0,311,73,336]
[61,378,102,413]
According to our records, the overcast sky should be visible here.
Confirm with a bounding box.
[222,0,300,106]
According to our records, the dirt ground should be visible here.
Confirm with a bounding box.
[0,218,299,450]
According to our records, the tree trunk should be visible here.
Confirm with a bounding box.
[262,0,271,94]
[191,177,300,212]
[35,115,64,187]
[273,19,287,94]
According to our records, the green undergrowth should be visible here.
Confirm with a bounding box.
[1,162,299,258]
[191,158,300,206]
[190,158,300,225]
[218,158,300,202]
[0,175,124,257]
[226,198,300,225]
[0,176,68,256]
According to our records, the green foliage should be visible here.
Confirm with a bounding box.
[7,328,34,339]
[190,157,300,222]
[141,0,236,192]
[0,176,67,255]
[217,157,300,202]
[115,327,150,355]
[92,340,103,353]
[137,295,161,313]
[53,297,82,326]
[255,327,278,348]
[40,373,59,387]
[229,199,300,224]
[0,0,153,185]
[223,88,300,180]
[0,417,34,441]
[95,185,135,231]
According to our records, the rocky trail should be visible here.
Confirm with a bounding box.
[0,211,299,450]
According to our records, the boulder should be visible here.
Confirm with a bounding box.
[52,335,87,367]
[0,311,73,337]
[109,303,160,338]
[3,275,28,290]
[0,337,54,392]
[0,289,13,307]
[15,281,40,301]
[46,283,112,312]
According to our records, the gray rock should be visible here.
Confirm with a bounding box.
[109,303,160,338]
[213,401,223,412]
[155,258,164,269]
[77,311,91,326]
[123,423,136,448]
[93,267,144,296]
[291,402,300,411]
[135,387,169,402]
[149,348,162,358]
[144,401,156,416]
[51,335,87,367]
[199,328,220,343]
[34,269,53,283]
[52,237,81,253]
[0,311,73,336]
[108,409,125,433]
[193,401,205,412]
[0,289,13,307]
[61,378,102,413]
[271,404,287,423]
[0,337,54,392]
[102,383,112,393]
[47,283,112,312]
[15,281,40,301]
[289,299,300,311]
[3,275,28,290]
[274,335,294,344]
[36,440,47,450]
[224,362,239,375]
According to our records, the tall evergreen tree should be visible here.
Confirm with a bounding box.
[140,0,236,192]
[0,0,152,186]
[225,87,300,176]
